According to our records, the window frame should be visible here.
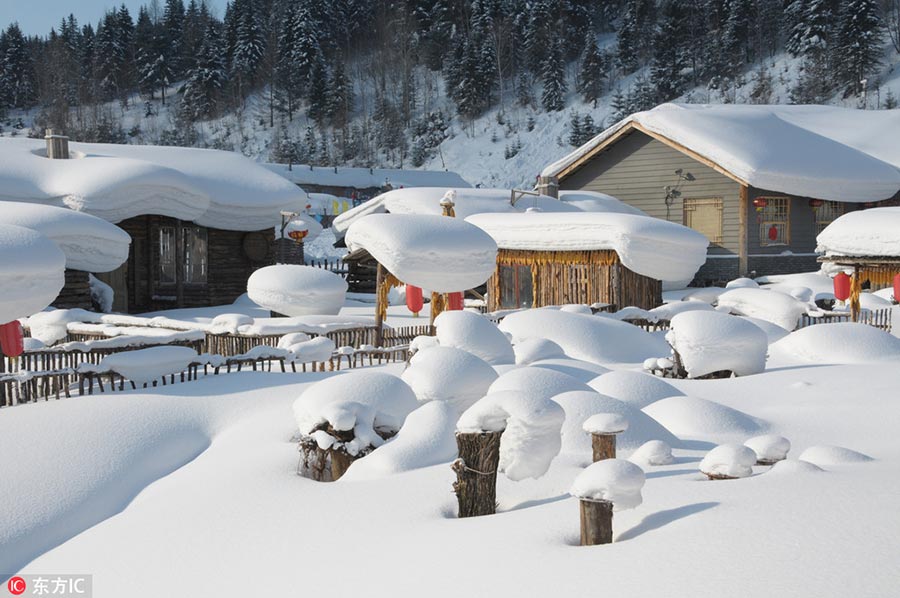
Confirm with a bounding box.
[183,226,208,284]
[682,197,724,245]
[814,201,844,236]
[498,264,534,309]
[757,196,791,247]
[159,226,176,285]
[158,225,209,286]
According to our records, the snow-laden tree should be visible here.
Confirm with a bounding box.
[577,34,605,106]
[833,0,883,97]
[0,23,36,109]
[541,37,567,112]
[180,25,225,120]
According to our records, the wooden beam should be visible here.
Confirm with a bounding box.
[739,185,749,276]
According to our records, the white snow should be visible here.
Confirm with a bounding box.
[527,357,611,383]
[263,163,471,191]
[744,435,792,463]
[569,459,646,510]
[629,440,675,467]
[456,390,565,481]
[699,444,758,479]
[544,104,900,203]
[587,370,684,409]
[89,346,198,384]
[768,323,900,365]
[798,445,874,467]
[88,275,114,313]
[738,316,791,344]
[466,211,708,284]
[247,265,348,316]
[512,337,566,365]
[0,138,308,231]
[556,190,648,215]
[287,336,335,364]
[0,202,130,272]
[499,308,670,365]
[726,277,759,289]
[400,346,498,413]
[0,224,66,323]
[665,311,769,377]
[816,207,900,257]
[433,310,514,364]
[767,459,824,475]
[277,332,311,349]
[582,413,629,435]
[643,395,766,440]
[488,366,591,401]
[717,287,808,330]
[345,213,497,292]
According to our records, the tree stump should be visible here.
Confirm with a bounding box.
[591,433,617,462]
[452,430,504,518]
[579,498,614,545]
[330,449,357,480]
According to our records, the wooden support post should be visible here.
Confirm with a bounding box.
[374,262,385,347]
[452,430,504,518]
[579,499,614,546]
[175,219,185,309]
[739,185,749,276]
[591,433,617,462]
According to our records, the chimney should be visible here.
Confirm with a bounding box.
[45,129,70,159]
[536,175,559,198]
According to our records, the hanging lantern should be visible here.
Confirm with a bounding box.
[287,228,308,243]
[448,292,464,311]
[893,273,900,304]
[833,272,851,301]
[0,321,24,358]
[406,285,424,315]
[752,197,768,212]
[808,199,824,209]
[768,225,778,241]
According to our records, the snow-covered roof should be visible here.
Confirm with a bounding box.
[0,202,130,272]
[0,138,309,231]
[816,207,900,257]
[543,103,900,203]
[0,223,66,322]
[465,211,708,283]
[263,163,471,191]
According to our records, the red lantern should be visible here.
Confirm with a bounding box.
[833,272,851,301]
[0,321,24,358]
[893,273,900,304]
[768,225,778,241]
[808,199,824,208]
[406,285,423,315]
[448,292,464,311]
[287,229,308,242]
[752,197,768,211]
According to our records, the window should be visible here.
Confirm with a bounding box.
[499,265,533,309]
[815,201,844,235]
[159,225,208,284]
[757,196,790,246]
[683,197,724,244]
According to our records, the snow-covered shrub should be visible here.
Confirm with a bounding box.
[287,337,335,366]
[717,287,808,330]
[587,370,683,409]
[401,346,497,413]
[665,311,768,378]
[699,444,757,479]
[744,435,791,465]
[93,346,199,384]
[570,459,646,510]
[433,310,514,364]
[725,277,759,289]
[247,265,348,316]
[513,338,566,365]
[629,440,674,466]
[207,313,254,335]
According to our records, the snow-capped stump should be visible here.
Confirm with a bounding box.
[665,311,768,379]
[629,440,675,467]
[570,459,646,545]
[400,346,498,413]
[433,310,514,364]
[292,372,418,481]
[247,265,348,316]
[453,391,565,517]
[699,444,757,480]
[744,435,791,465]
[583,413,629,462]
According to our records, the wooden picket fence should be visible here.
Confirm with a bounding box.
[305,258,349,278]
[797,307,892,332]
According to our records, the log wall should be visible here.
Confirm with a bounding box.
[52,269,93,310]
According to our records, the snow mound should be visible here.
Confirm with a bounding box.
[570,459,646,510]
[487,367,591,402]
[342,401,458,480]
[717,288,808,331]
[767,460,825,475]
[433,310,514,364]
[207,313,255,335]
[0,224,66,322]
[513,338,566,365]
[94,346,198,384]
[557,190,647,215]
[699,444,757,479]
[247,265,348,316]
[726,277,759,289]
[288,336,335,363]
[738,316,790,344]
[681,287,726,304]
[666,311,768,377]
[401,346,498,413]
[587,370,684,409]
[553,390,680,454]
[629,440,675,466]
[816,207,900,257]
[409,335,440,354]
[457,390,565,481]
[798,445,874,467]
[643,395,766,440]
[499,309,670,365]
[293,372,419,454]
[583,413,629,435]
[744,435,791,463]
[768,323,900,364]
[345,213,497,292]
[527,358,610,383]
[466,211,708,284]
[0,202,131,272]
[277,332,311,348]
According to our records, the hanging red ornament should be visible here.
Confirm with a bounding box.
[768,225,778,241]
[893,273,900,304]
[833,272,851,301]
[448,292,464,311]
[0,321,24,358]
[405,285,423,315]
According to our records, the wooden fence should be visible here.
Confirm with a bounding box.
[306,258,349,278]
[797,307,892,332]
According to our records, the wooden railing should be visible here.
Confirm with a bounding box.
[305,258,349,278]
[797,307,892,332]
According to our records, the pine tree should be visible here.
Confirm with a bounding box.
[567,111,583,146]
[884,88,898,108]
[307,56,329,124]
[230,0,265,91]
[541,37,567,111]
[581,114,595,141]
[516,71,533,107]
[0,23,36,109]
[327,59,353,128]
[833,0,883,96]
[609,87,629,123]
[180,25,225,120]
[577,34,605,106]
[134,7,157,96]
[162,0,186,78]
[304,126,318,165]
[650,1,689,102]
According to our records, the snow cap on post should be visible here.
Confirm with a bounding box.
[744,435,791,465]
[699,444,757,479]
[583,413,629,435]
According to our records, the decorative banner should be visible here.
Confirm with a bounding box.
[406,285,423,315]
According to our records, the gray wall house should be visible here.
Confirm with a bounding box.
[541,105,900,284]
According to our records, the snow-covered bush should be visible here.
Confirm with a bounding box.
[699,444,757,479]
[769,323,900,365]
[401,346,497,413]
[248,265,348,316]
[744,435,791,465]
[90,346,199,384]
[433,310,514,364]
[207,313,254,335]
[287,336,335,366]
[587,370,683,409]
[717,287,808,330]
[570,459,646,510]
[629,440,674,466]
[665,311,768,378]
[513,338,566,365]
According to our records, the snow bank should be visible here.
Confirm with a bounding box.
[207,313,255,335]
[798,445,874,467]
[767,460,824,475]
[264,164,470,192]
[629,440,674,466]
[587,370,683,410]
[726,277,759,289]
[400,346,498,413]
[681,287,727,304]
[717,288,808,330]
[499,309,670,365]
[643,395,766,440]
[0,202,130,272]
[583,413,629,435]
[570,459,646,510]
[513,338,566,365]
[488,367,591,401]
[556,190,647,215]
[0,224,66,322]
[293,372,419,454]
[288,336,335,364]
[768,323,900,365]
[554,390,679,454]
[457,390,565,481]
[345,213,497,292]
[466,211,708,283]
[816,207,900,257]
[91,346,198,384]
[738,316,790,344]
[342,401,458,480]
[699,444,757,479]
[433,310,514,364]
[89,275,114,312]
[665,311,768,377]
[744,435,791,464]
[247,265,348,316]
[527,358,610,383]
